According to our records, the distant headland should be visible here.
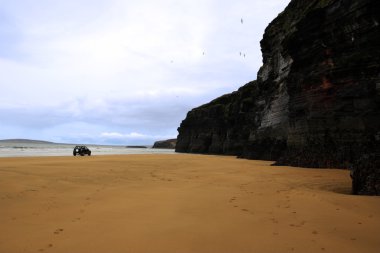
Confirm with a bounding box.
[0,139,56,144]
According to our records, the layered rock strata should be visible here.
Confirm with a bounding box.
[176,0,380,195]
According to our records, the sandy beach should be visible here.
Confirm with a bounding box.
[0,154,379,253]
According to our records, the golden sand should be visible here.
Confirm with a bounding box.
[0,154,379,253]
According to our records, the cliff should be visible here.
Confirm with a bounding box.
[152,139,177,149]
[176,0,380,195]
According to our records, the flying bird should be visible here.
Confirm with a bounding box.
[241,18,243,24]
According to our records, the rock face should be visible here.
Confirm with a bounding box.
[152,139,177,149]
[176,0,380,195]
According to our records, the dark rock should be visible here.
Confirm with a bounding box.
[152,139,177,149]
[176,0,380,195]
[351,153,380,195]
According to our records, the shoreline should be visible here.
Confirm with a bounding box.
[1,154,379,253]
[0,145,175,158]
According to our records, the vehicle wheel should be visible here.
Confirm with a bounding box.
[88,152,91,156]
[73,152,77,156]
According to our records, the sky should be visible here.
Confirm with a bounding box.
[0,0,290,145]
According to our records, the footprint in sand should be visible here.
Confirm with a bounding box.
[72,217,81,222]
[241,209,249,212]
[84,198,91,206]
[312,230,318,235]
[290,221,305,228]
[38,243,53,252]
[229,197,236,203]
[270,218,279,224]
[53,228,64,235]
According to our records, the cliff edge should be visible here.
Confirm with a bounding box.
[176,0,380,195]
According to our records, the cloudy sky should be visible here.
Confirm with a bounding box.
[0,0,290,145]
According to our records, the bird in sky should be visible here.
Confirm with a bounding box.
[241,18,243,24]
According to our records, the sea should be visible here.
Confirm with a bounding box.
[0,140,175,157]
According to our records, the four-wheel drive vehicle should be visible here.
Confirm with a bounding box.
[73,145,91,156]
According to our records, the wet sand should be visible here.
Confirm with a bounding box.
[0,154,379,253]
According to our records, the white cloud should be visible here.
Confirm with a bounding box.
[101,132,146,139]
[0,0,291,144]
